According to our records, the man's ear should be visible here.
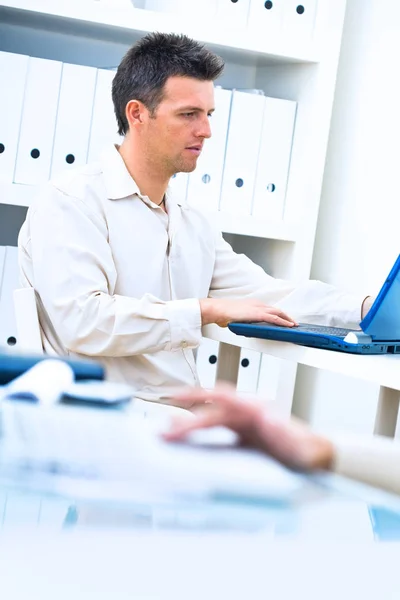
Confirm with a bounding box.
[125,99,147,128]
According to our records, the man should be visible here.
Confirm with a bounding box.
[164,385,400,496]
[18,33,371,408]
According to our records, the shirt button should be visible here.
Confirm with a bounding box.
[181,341,188,348]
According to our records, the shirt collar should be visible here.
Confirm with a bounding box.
[100,145,142,200]
[100,145,185,209]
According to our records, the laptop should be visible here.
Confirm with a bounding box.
[228,254,400,355]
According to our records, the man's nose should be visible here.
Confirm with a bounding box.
[197,116,212,139]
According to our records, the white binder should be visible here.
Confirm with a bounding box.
[0,246,6,288]
[168,172,189,203]
[13,288,43,354]
[0,246,20,352]
[50,63,97,179]
[237,349,261,394]
[251,96,297,221]
[186,87,231,213]
[282,0,318,43]
[216,0,250,28]
[87,69,120,163]
[219,90,265,215]
[14,57,62,185]
[0,52,29,183]
[247,0,284,38]
[145,0,217,16]
[95,0,132,6]
[196,338,219,390]
[144,0,182,12]
[257,353,281,402]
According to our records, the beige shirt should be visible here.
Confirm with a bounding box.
[18,145,364,406]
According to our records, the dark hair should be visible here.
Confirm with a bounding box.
[112,32,225,136]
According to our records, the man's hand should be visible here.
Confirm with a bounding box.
[163,385,334,472]
[199,298,297,328]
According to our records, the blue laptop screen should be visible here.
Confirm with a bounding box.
[360,254,400,341]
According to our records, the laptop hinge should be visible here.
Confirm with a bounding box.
[343,332,373,344]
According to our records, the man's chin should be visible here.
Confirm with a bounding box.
[174,159,199,174]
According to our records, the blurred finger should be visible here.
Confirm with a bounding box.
[173,384,238,409]
[162,410,222,441]
[173,387,213,408]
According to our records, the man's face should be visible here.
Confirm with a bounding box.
[142,76,215,177]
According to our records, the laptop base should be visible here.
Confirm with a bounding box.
[227,323,400,355]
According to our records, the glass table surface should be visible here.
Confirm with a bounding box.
[1,470,400,543]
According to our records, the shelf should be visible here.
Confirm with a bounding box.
[203,324,400,392]
[0,184,297,241]
[0,0,319,66]
[0,183,34,208]
[217,211,297,242]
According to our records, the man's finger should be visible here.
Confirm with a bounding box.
[173,384,238,408]
[265,307,297,325]
[263,314,297,327]
[172,387,211,407]
[162,412,222,441]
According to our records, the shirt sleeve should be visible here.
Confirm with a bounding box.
[27,187,202,357]
[209,229,365,328]
[331,432,400,496]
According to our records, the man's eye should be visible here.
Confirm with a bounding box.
[182,112,195,118]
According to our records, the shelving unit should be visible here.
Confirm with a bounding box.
[0,0,319,64]
[0,0,348,411]
[0,182,298,242]
[0,183,34,208]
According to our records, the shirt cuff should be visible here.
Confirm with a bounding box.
[331,432,400,496]
[166,298,202,351]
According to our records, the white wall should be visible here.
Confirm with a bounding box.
[292,0,400,436]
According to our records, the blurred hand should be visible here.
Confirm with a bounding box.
[163,385,334,472]
[199,298,297,328]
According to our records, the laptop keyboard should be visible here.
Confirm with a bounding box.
[255,323,355,339]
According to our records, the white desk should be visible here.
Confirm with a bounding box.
[203,325,400,438]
